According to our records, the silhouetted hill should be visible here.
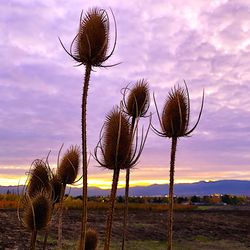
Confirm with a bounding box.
[1,180,250,196]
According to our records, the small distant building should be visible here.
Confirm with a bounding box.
[210,193,221,204]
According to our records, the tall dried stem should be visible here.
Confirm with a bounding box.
[104,168,120,250]
[30,230,37,250]
[43,205,54,250]
[168,137,177,250]
[152,82,204,250]
[57,184,66,250]
[122,116,136,250]
[79,63,91,250]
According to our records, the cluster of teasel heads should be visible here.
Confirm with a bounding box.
[19,6,204,250]
[93,79,151,249]
[19,146,98,250]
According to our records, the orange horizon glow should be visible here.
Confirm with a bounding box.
[1,175,250,190]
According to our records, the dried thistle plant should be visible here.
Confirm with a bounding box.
[21,193,52,250]
[56,145,80,249]
[94,105,149,250]
[85,228,98,250]
[94,107,131,250]
[42,174,63,250]
[123,79,150,120]
[57,145,81,186]
[22,157,53,250]
[26,159,51,198]
[153,82,204,250]
[121,79,150,249]
[59,8,117,249]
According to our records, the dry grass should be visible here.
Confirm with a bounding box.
[63,198,196,211]
[0,194,197,211]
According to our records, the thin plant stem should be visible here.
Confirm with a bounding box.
[30,230,37,250]
[168,137,177,250]
[122,116,136,250]
[43,204,55,250]
[57,184,66,250]
[43,225,50,250]
[79,63,92,250]
[104,167,120,250]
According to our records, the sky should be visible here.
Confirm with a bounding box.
[0,0,250,188]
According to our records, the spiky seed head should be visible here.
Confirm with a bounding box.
[126,79,150,118]
[85,228,98,250]
[76,8,109,66]
[162,86,189,138]
[103,108,132,170]
[27,160,51,198]
[23,193,52,231]
[50,175,63,204]
[57,145,81,185]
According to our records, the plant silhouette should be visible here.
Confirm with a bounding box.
[59,8,117,249]
[152,82,204,250]
[121,79,150,249]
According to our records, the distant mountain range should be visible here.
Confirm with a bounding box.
[1,180,250,197]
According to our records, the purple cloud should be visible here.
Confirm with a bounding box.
[0,0,250,186]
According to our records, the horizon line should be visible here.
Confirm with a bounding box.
[1,178,250,190]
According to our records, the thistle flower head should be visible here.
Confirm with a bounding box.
[85,228,98,250]
[98,107,132,170]
[124,79,150,119]
[94,105,150,170]
[23,193,52,231]
[60,8,117,67]
[57,145,81,185]
[153,82,204,138]
[27,159,51,198]
[162,86,189,137]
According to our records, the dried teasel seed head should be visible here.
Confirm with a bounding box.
[103,108,132,170]
[126,79,150,118]
[27,159,51,198]
[85,228,98,250]
[23,193,52,231]
[77,8,109,66]
[50,175,63,204]
[57,145,81,185]
[162,86,188,138]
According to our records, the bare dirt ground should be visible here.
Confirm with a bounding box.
[0,207,250,249]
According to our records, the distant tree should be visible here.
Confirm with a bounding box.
[222,194,243,205]
[191,196,201,203]
[117,196,124,203]
[203,196,210,203]
[75,195,83,200]
[176,197,188,204]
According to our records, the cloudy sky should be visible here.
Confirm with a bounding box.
[0,0,250,188]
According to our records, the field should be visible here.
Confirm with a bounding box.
[0,205,250,250]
